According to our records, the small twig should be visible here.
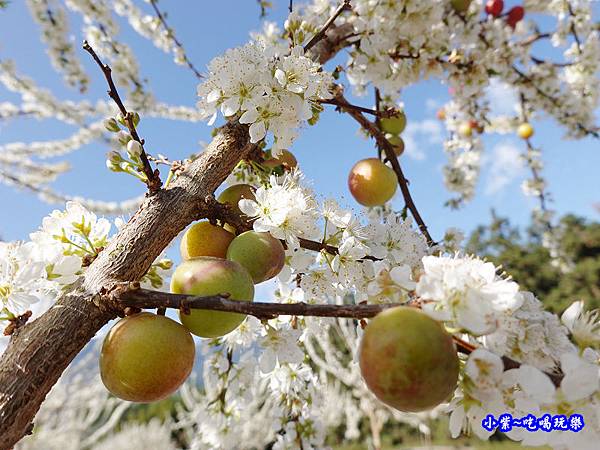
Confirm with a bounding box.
[289,0,293,13]
[304,0,351,52]
[374,88,383,159]
[148,0,203,80]
[530,56,574,68]
[319,98,395,118]
[82,41,162,193]
[566,2,582,54]
[519,94,553,229]
[519,32,551,47]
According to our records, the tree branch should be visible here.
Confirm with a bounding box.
[116,287,564,387]
[82,41,162,193]
[318,98,395,118]
[304,0,351,52]
[117,287,401,320]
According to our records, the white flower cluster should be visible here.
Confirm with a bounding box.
[197,44,334,153]
[0,201,170,337]
[450,343,600,449]
[111,0,191,69]
[237,170,428,305]
[417,255,523,335]
[26,0,89,92]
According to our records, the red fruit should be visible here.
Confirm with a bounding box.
[485,0,504,17]
[506,6,525,28]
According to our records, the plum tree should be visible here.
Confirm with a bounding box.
[180,221,235,260]
[217,184,256,219]
[379,111,407,135]
[348,158,398,207]
[99,312,195,403]
[359,307,459,412]
[171,257,254,338]
[226,231,285,283]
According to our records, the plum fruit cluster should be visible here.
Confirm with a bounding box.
[100,183,285,402]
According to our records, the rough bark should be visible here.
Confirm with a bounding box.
[0,22,351,447]
[118,287,403,319]
[0,123,252,449]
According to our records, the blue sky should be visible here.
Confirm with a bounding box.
[1,0,599,246]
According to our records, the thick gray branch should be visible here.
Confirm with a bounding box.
[118,287,401,319]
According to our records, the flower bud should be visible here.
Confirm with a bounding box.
[126,140,143,158]
[130,112,140,127]
[103,117,120,133]
[117,131,132,146]
[106,151,122,171]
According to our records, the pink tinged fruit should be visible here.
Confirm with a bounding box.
[359,307,459,412]
[485,0,504,17]
[507,6,525,28]
[171,257,254,338]
[226,231,285,284]
[100,312,195,403]
[348,158,398,207]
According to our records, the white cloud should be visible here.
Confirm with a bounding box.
[425,98,440,112]
[486,79,518,116]
[402,119,443,161]
[484,142,525,195]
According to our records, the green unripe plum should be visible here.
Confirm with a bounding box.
[359,307,459,412]
[217,184,256,218]
[262,149,298,169]
[180,221,235,260]
[348,158,397,207]
[226,231,285,283]
[387,134,405,156]
[380,111,407,135]
[451,0,472,13]
[171,257,254,338]
[100,312,195,403]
